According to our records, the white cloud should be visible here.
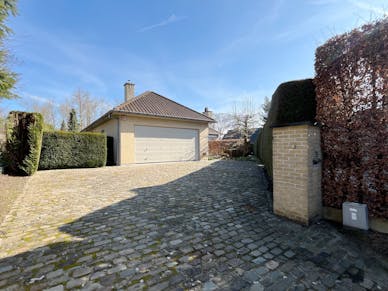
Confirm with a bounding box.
[273,0,386,44]
[208,0,284,67]
[14,23,176,108]
[16,25,107,91]
[347,0,387,16]
[138,14,187,32]
[308,0,338,5]
[179,78,272,113]
[21,93,60,106]
[28,94,52,103]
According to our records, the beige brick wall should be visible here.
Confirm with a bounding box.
[93,115,208,165]
[91,118,119,164]
[307,126,322,220]
[273,124,322,224]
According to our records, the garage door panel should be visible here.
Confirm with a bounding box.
[135,126,199,163]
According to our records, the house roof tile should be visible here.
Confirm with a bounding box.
[113,91,214,122]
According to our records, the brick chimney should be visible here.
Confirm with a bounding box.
[202,107,213,118]
[124,81,135,102]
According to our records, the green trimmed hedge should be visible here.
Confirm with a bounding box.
[256,123,272,177]
[4,111,43,176]
[256,79,316,178]
[270,79,316,126]
[39,131,107,170]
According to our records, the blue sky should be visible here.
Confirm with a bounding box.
[1,0,386,115]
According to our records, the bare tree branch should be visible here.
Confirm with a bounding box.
[232,97,260,143]
[27,99,57,130]
[212,112,233,137]
[71,89,110,130]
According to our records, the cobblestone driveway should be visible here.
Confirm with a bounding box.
[0,160,387,290]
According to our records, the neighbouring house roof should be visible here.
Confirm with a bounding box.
[223,128,259,141]
[222,129,241,139]
[249,128,261,145]
[208,128,221,136]
[83,91,215,131]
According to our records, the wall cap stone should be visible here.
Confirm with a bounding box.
[271,121,318,128]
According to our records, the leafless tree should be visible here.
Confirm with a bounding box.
[28,100,58,130]
[212,112,233,137]
[71,89,110,129]
[0,107,6,133]
[0,107,6,120]
[232,97,260,144]
[8,88,111,131]
[72,89,91,129]
[59,101,71,128]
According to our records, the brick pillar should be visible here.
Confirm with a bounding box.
[272,124,322,225]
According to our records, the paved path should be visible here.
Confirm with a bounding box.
[0,160,387,290]
[0,174,28,224]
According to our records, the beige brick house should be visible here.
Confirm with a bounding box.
[83,82,214,165]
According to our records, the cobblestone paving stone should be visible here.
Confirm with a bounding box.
[0,160,387,290]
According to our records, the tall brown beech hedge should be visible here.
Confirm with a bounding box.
[314,18,387,218]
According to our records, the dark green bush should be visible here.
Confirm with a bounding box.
[4,111,43,176]
[256,122,273,177]
[39,131,107,170]
[271,79,316,126]
[256,79,316,178]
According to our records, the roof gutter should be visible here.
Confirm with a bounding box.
[113,110,215,123]
[81,110,115,132]
[82,109,215,132]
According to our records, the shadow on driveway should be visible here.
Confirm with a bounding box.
[0,160,387,290]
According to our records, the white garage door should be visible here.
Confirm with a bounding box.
[135,126,199,163]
